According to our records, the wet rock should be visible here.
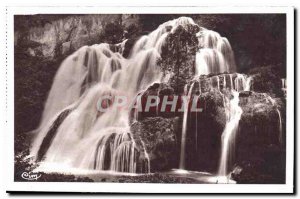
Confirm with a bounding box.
[122,37,139,58]
[239,91,252,97]
[231,146,285,184]
[131,83,181,119]
[238,92,284,147]
[131,117,180,172]
[183,89,226,172]
[177,74,285,174]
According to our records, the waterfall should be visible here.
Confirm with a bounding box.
[218,91,243,176]
[234,73,252,92]
[195,29,236,75]
[281,78,286,89]
[195,79,201,153]
[31,17,199,174]
[179,82,195,169]
[29,15,263,178]
[140,140,151,173]
[266,96,283,145]
[281,78,287,96]
[277,110,283,144]
[230,74,234,90]
[110,132,137,173]
[217,75,251,179]
[179,20,242,172]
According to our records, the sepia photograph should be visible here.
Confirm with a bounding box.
[4,6,294,193]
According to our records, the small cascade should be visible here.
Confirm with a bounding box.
[281,78,287,96]
[195,29,236,75]
[234,74,252,92]
[216,76,220,90]
[179,82,195,169]
[266,96,283,145]
[90,130,139,173]
[195,79,201,152]
[281,78,286,89]
[110,133,137,173]
[200,73,251,93]
[230,74,234,90]
[278,110,283,144]
[156,88,160,116]
[140,140,151,173]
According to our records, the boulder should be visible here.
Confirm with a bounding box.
[182,88,226,172]
[238,92,284,148]
[131,117,180,172]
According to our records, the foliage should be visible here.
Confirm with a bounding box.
[99,22,124,44]
[14,51,65,153]
[249,65,284,97]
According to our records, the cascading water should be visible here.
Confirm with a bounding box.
[195,29,236,75]
[281,78,287,97]
[189,20,251,181]
[179,25,240,171]
[216,74,251,182]
[31,17,200,174]
[218,91,243,177]
[266,96,283,145]
[179,82,195,170]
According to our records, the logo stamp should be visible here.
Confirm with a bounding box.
[21,172,41,181]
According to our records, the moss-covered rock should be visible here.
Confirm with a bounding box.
[248,65,285,98]
[160,24,199,94]
[131,117,180,172]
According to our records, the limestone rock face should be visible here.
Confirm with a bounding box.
[15,15,127,59]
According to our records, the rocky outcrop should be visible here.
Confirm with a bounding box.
[131,83,180,120]
[131,117,180,172]
[248,65,285,98]
[160,24,200,94]
[232,91,286,183]
[238,92,284,146]
[14,14,143,59]
[183,88,226,172]
[15,15,123,58]
[231,146,285,184]
[131,72,285,175]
